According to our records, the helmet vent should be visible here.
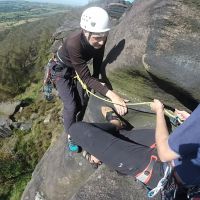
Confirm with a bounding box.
[91,22,96,27]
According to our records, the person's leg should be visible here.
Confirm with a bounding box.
[121,128,156,148]
[75,80,89,122]
[69,122,164,189]
[56,76,82,152]
[69,122,151,174]
[56,77,77,133]
[81,122,118,166]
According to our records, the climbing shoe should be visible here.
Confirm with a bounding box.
[101,106,133,130]
[67,136,79,153]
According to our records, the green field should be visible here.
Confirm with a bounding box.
[0,1,69,30]
[0,1,73,199]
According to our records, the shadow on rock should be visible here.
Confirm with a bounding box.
[148,73,198,111]
[101,39,125,90]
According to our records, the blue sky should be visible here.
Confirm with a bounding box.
[26,0,90,6]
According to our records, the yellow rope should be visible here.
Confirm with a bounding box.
[75,72,183,124]
[75,72,152,106]
[164,109,175,118]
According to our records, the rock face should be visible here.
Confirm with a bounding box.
[0,101,21,137]
[21,132,97,200]
[106,2,131,19]
[22,0,199,200]
[143,0,200,105]
[70,165,153,200]
[0,117,12,137]
[104,0,200,110]
[0,101,21,116]
[0,99,34,137]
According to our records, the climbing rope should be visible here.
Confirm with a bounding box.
[74,72,183,124]
[75,71,151,106]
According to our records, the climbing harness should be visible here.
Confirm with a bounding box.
[148,165,173,198]
[43,58,71,102]
[134,141,173,198]
[162,183,200,200]
[135,143,175,199]
[187,186,200,199]
[43,58,58,101]
[136,155,158,184]
[161,174,178,200]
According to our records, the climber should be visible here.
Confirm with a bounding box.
[50,6,127,151]
[69,100,200,198]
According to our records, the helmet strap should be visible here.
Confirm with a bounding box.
[83,30,92,42]
[88,32,92,41]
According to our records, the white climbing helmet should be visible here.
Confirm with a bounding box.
[80,7,110,33]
